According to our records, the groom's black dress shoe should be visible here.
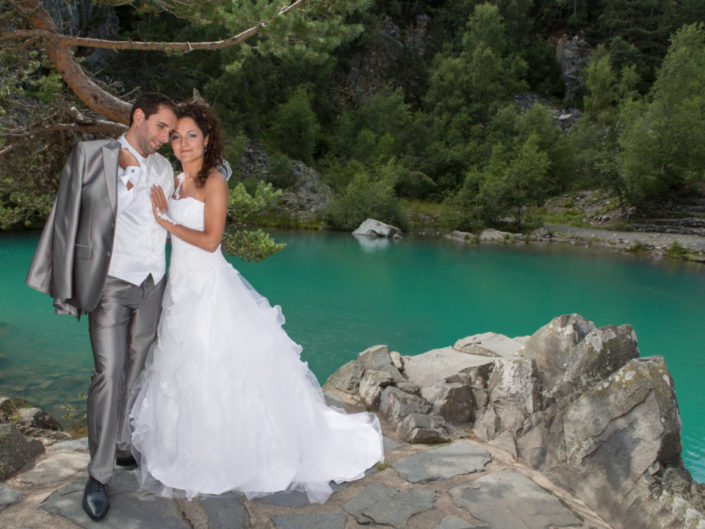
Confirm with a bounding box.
[82,476,109,520]
[116,454,137,468]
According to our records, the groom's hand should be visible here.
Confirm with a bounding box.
[119,148,139,190]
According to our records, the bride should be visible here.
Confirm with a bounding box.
[128,101,383,502]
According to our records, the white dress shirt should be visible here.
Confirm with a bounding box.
[107,135,174,286]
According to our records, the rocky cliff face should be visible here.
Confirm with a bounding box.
[555,35,591,102]
[236,141,332,221]
[334,15,429,102]
[43,0,119,69]
[324,314,705,529]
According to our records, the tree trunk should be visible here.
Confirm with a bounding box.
[19,0,131,123]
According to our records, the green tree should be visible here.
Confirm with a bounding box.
[619,23,705,203]
[421,2,527,190]
[326,87,413,165]
[322,162,407,231]
[478,133,551,228]
[272,87,320,164]
[426,2,527,124]
[567,45,641,204]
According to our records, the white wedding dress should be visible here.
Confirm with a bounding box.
[129,176,383,502]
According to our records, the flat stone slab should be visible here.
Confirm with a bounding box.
[17,451,89,485]
[383,436,402,452]
[392,441,490,483]
[434,515,476,529]
[198,492,248,529]
[271,512,346,529]
[450,469,581,529]
[454,332,524,358]
[51,438,89,452]
[0,485,21,511]
[255,489,312,509]
[254,478,352,508]
[343,482,436,527]
[403,348,495,388]
[40,470,190,529]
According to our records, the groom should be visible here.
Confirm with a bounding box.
[26,93,178,520]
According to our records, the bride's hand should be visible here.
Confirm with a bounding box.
[150,185,171,226]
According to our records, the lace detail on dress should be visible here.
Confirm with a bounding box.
[172,172,185,200]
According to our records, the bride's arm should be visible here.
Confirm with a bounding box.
[150,171,228,253]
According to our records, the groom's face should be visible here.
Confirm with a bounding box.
[131,105,177,157]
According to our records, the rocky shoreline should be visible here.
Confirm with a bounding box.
[1,314,703,529]
[443,224,705,262]
[350,214,705,262]
[324,314,705,529]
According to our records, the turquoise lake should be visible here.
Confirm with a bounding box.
[1,231,703,481]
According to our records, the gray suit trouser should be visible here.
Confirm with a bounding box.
[87,274,165,484]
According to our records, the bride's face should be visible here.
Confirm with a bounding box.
[171,117,209,165]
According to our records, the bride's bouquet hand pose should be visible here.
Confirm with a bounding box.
[129,101,384,503]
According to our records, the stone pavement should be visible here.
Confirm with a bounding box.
[0,428,615,529]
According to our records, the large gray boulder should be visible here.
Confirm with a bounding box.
[0,424,44,481]
[558,357,682,513]
[353,219,402,239]
[518,354,701,529]
[519,313,595,362]
[1,397,63,430]
[420,380,474,422]
[358,345,405,384]
[403,347,491,388]
[0,397,68,445]
[474,357,541,456]
[397,413,450,444]
[17,407,63,431]
[323,315,704,528]
[473,315,703,529]
[357,345,407,408]
[359,370,396,409]
[520,315,639,402]
[323,360,363,396]
[379,386,431,426]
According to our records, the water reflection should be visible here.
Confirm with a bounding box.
[352,233,394,253]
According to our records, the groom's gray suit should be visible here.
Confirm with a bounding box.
[27,140,122,316]
[27,138,171,484]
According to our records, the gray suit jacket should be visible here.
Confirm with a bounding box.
[26,139,120,318]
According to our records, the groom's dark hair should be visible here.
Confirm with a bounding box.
[129,93,177,126]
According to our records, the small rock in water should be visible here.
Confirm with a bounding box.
[352,218,403,239]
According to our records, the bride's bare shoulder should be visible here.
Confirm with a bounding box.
[205,168,228,197]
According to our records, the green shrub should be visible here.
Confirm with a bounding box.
[394,168,437,199]
[666,240,688,259]
[322,172,407,231]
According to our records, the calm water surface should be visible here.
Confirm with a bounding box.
[1,231,703,481]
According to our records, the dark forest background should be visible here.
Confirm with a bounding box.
[3,0,705,234]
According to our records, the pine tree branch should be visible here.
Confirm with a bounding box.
[2,0,307,51]
[2,0,309,123]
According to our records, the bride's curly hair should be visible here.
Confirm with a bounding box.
[176,101,225,187]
